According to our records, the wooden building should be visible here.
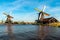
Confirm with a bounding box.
[36,17,58,24]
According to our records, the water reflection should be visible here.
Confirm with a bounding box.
[37,25,49,40]
[6,23,15,40]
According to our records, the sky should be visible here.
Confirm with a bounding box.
[0,0,60,22]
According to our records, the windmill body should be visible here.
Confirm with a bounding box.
[36,11,45,23]
[39,12,44,21]
[38,12,40,20]
[6,15,13,23]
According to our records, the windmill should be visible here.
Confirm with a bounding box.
[3,12,13,23]
[35,6,50,23]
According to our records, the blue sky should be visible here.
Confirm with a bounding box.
[0,0,60,22]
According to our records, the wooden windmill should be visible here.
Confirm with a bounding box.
[3,12,13,23]
[35,6,50,23]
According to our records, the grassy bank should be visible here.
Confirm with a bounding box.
[48,22,60,27]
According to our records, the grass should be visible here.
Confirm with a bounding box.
[48,22,60,27]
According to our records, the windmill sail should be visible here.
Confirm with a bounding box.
[42,6,46,12]
[3,13,8,16]
[43,12,50,16]
[39,6,46,21]
[44,13,50,16]
[34,5,50,22]
[3,12,13,18]
[34,8,41,12]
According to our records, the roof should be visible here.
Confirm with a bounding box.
[43,17,59,22]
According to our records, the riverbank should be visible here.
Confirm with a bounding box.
[48,22,60,27]
[0,22,60,27]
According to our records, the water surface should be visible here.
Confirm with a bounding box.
[0,24,60,40]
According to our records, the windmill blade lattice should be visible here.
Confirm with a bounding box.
[34,8,42,12]
[42,6,46,12]
[3,12,8,16]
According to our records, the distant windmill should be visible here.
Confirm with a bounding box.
[3,12,13,23]
[35,6,50,22]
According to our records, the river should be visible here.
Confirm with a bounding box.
[0,24,60,40]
